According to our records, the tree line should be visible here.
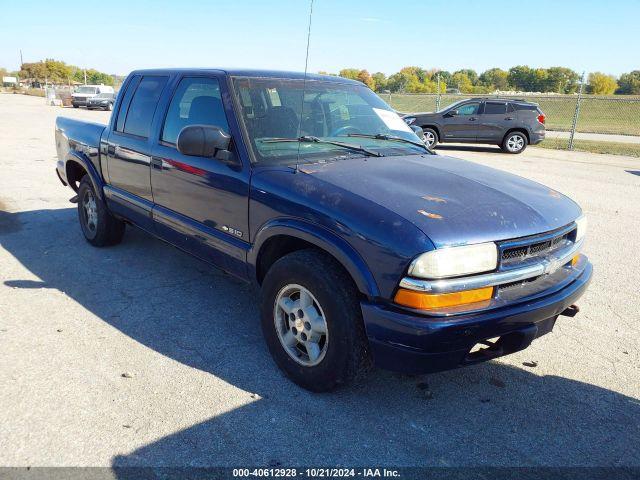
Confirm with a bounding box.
[0,59,117,86]
[324,67,640,95]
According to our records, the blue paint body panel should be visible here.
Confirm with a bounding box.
[54,68,592,375]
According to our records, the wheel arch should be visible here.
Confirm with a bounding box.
[249,219,380,299]
[503,128,530,143]
[65,151,105,200]
[421,124,441,140]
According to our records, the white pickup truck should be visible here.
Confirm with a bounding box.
[71,85,115,108]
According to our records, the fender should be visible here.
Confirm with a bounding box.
[248,218,380,298]
[65,149,105,201]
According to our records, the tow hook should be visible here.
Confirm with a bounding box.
[561,304,580,317]
[69,195,78,204]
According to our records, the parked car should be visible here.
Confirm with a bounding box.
[86,92,116,111]
[55,69,590,392]
[403,98,546,153]
[71,85,115,108]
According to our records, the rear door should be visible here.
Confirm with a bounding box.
[477,100,511,142]
[103,74,169,230]
[150,74,251,279]
[440,101,480,141]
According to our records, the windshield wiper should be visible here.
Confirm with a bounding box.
[343,133,432,153]
[261,136,383,157]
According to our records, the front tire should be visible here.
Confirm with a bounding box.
[502,131,528,154]
[77,175,125,247]
[423,127,438,148]
[261,249,370,392]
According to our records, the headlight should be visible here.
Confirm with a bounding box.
[575,215,587,242]
[408,242,498,279]
[404,117,416,125]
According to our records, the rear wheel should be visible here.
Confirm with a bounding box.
[423,128,438,148]
[77,175,125,247]
[261,249,370,392]
[73,105,79,108]
[502,131,528,154]
[106,103,112,111]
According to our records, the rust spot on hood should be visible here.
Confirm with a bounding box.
[422,195,447,203]
[418,210,443,219]
[548,189,562,198]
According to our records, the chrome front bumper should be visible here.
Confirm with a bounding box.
[399,238,584,294]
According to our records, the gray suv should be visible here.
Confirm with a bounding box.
[403,98,546,154]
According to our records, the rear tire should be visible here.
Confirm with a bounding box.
[73,105,79,108]
[260,249,370,392]
[423,127,438,148]
[106,103,112,111]
[501,131,528,154]
[77,175,125,247]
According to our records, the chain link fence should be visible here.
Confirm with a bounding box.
[381,90,640,157]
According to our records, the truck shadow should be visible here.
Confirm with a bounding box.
[1,207,638,467]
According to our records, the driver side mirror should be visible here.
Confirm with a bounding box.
[177,125,232,161]
[444,109,458,118]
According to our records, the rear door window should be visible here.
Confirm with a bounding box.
[161,77,229,145]
[484,102,508,114]
[122,76,168,138]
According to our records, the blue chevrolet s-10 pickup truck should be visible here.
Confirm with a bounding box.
[55,69,592,391]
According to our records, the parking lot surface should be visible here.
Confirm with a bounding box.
[1,93,639,467]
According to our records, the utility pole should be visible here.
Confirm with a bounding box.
[19,49,23,66]
[84,69,87,85]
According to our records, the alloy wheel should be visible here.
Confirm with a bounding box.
[273,284,329,367]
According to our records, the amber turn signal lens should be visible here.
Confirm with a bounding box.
[394,286,494,310]
[571,254,580,266]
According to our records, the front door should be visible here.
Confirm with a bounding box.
[150,75,250,278]
[440,101,480,141]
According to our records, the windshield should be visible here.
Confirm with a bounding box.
[232,77,426,165]
[95,93,112,98]
[76,86,97,94]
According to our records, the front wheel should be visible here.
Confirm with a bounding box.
[77,175,125,247]
[423,128,438,149]
[502,131,528,154]
[261,249,370,392]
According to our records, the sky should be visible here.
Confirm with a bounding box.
[0,0,638,77]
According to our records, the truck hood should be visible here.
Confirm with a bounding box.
[297,154,581,247]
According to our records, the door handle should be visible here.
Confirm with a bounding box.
[505,117,514,120]
[151,157,163,170]
[107,145,115,155]
[469,117,477,121]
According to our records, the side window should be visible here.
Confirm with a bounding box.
[484,102,507,114]
[115,75,140,132]
[122,76,168,138]
[457,103,479,115]
[161,77,229,145]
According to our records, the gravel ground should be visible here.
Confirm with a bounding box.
[0,93,639,468]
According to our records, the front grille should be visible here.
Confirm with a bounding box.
[500,227,575,267]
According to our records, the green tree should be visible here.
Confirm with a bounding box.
[546,67,579,93]
[588,72,618,95]
[450,71,473,93]
[453,69,478,85]
[617,70,640,94]
[338,68,360,81]
[508,65,536,91]
[372,72,387,91]
[479,68,509,90]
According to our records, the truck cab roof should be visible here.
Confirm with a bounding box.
[128,68,362,85]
